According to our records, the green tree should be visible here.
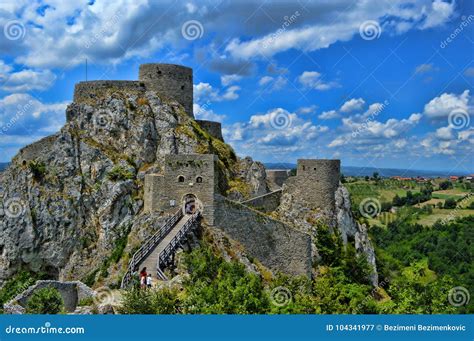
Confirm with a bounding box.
[25,287,64,314]
[444,198,456,209]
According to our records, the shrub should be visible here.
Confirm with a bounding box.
[28,161,46,181]
[25,287,64,314]
[444,198,456,209]
[107,165,134,181]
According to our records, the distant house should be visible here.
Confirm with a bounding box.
[450,176,459,181]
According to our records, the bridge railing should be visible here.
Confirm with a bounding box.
[121,209,183,289]
[157,211,201,279]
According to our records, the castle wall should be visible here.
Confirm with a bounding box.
[196,120,223,141]
[266,169,290,188]
[73,81,146,107]
[214,196,312,277]
[240,189,282,212]
[3,280,95,314]
[144,154,217,225]
[13,134,59,163]
[284,159,340,216]
[139,64,193,118]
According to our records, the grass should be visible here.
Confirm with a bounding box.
[416,208,474,226]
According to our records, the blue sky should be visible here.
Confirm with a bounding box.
[0,0,473,172]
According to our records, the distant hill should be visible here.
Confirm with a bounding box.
[264,163,471,178]
[0,163,9,172]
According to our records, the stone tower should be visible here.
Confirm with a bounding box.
[144,154,218,225]
[283,159,341,222]
[139,64,193,117]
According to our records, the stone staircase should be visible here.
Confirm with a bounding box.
[121,209,200,288]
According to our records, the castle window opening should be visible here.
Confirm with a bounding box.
[181,85,185,90]
[313,168,317,171]
[178,175,185,182]
[196,176,203,183]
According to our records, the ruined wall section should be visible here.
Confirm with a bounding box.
[214,196,312,277]
[240,189,282,212]
[196,120,223,141]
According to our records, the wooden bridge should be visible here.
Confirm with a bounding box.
[121,209,201,288]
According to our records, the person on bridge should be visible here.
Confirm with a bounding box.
[146,274,153,288]
[139,267,147,289]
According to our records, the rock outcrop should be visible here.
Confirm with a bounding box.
[0,88,237,285]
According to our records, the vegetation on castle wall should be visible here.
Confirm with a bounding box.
[0,271,48,314]
[25,287,65,314]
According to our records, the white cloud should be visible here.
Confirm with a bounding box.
[221,74,242,86]
[414,63,437,74]
[318,110,339,120]
[435,126,454,140]
[340,98,365,113]
[225,107,328,160]
[1,69,56,92]
[193,82,240,102]
[258,75,287,92]
[297,105,317,115]
[259,76,273,86]
[224,0,455,60]
[420,0,455,29]
[423,90,470,119]
[193,103,225,123]
[0,93,68,137]
[298,71,339,91]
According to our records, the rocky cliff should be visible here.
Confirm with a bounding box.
[0,88,237,286]
[0,84,378,288]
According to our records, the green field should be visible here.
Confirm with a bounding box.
[345,178,474,227]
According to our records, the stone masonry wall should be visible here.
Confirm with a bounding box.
[139,64,193,117]
[284,159,340,217]
[240,189,282,212]
[144,154,217,225]
[196,120,223,141]
[13,134,59,163]
[214,196,312,277]
[3,280,95,314]
[73,64,194,118]
[266,169,290,189]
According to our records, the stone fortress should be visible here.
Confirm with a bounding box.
[109,63,349,278]
[9,63,370,286]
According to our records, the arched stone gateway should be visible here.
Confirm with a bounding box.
[182,194,203,214]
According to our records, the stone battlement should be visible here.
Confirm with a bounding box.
[73,63,193,117]
[196,120,223,141]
